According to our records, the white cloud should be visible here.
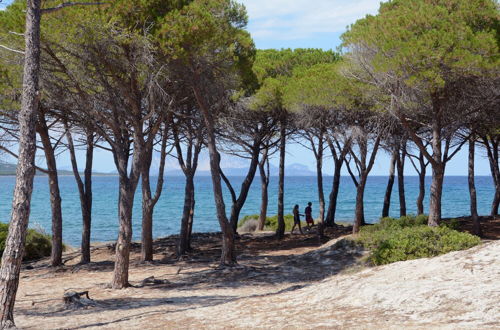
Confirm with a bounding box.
[239,0,381,42]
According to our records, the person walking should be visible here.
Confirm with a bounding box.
[291,204,304,235]
[305,202,314,230]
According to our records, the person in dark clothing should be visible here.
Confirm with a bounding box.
[291,204,304,235]
[305,202,314,229]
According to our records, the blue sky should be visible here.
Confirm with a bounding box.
[0,0,492,175]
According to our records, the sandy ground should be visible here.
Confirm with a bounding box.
[12,223,500,329]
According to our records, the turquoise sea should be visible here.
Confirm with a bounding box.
[0,175,495,246]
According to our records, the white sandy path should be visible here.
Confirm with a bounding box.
[14,240,500,329]
[173,241,500,329]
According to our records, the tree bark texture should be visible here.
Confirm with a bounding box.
[178,174,195,256]
[258,152,269,231]
[0,0,41,326]
[416,152,427,216]
[482,136,500,216]
[428,118,444,227]
[276,118,286,239]
[382,150,397,218]
[192,81,235,265]
[37,113,63,267]
[66,127,93,264]
[396,146,407,217]
[468,138,482,236]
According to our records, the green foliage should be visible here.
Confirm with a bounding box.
[157,0,256,90]
[342,0,499,91]
[357,215,481,265]
[238,214,300,231]
[0,223,52,261]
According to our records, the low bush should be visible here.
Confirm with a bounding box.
[0,222,52,261]
[238,214,300,231]
[357,215,481,265]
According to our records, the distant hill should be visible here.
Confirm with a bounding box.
[165,163,316,177]
[0,162,108,176]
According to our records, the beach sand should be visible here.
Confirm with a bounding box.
[12,220,500,329]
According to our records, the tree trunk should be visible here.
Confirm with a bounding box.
[37,113,63,267]
[428,163,444,227]
[353,175,367,234]
[325,158,342,226]
[111,173,135,288]
[396,147,407,217]
[0,0,41,326]
[141,199,154,262]
[187,193,195,250]
[228,144,261,232]
[468,137,482,236]
[258,156,269,231]
[178,174,195,256]
[315,137,325,223]
[276,118,286,239]
[80,135,93,264]
[192,81,235,266]
[483,136,499,216]
[416,152,426,216]
[382,150,397,218]
[428,119,444,227]
[66,127,93,264]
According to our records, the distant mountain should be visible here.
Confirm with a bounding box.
[164,163,316,177]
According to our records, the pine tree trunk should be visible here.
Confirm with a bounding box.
[141,200,154,262]
[140,158,154,262]
[178,174,195,256]
[468,138,482,236]
[66,128,93,264]
[428,120,444,227]
[276,118,286,239]
[192,81,235,266]
[417,153,426,216]
[316,138,325,223]
[396,150,407,217]
[80,135,93,264]
[258,159,269,231]
[0,0,41,326]
[111,174,134,288]
[37,114,63,267]
[325,158,342,226]
[353,175,367,234]
[382,150,397,218]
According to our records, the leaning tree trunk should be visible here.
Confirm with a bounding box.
[258,155,269,231]
[276,118,286,239]
[192,81,235,266]
[38,114,63,267]
[325,158,343,226]
[468,137,482,236]
[178,174,195,256]
[0,0,41,326]
[382,150,397,218]
[396,147,407,217]
[228,144,260,232]
[416,152,426,216]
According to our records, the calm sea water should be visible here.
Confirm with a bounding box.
[0,175,495,246]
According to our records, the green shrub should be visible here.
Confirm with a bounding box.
[238,214,301,231]
[358,215,481,266]
[0,222,52,261]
